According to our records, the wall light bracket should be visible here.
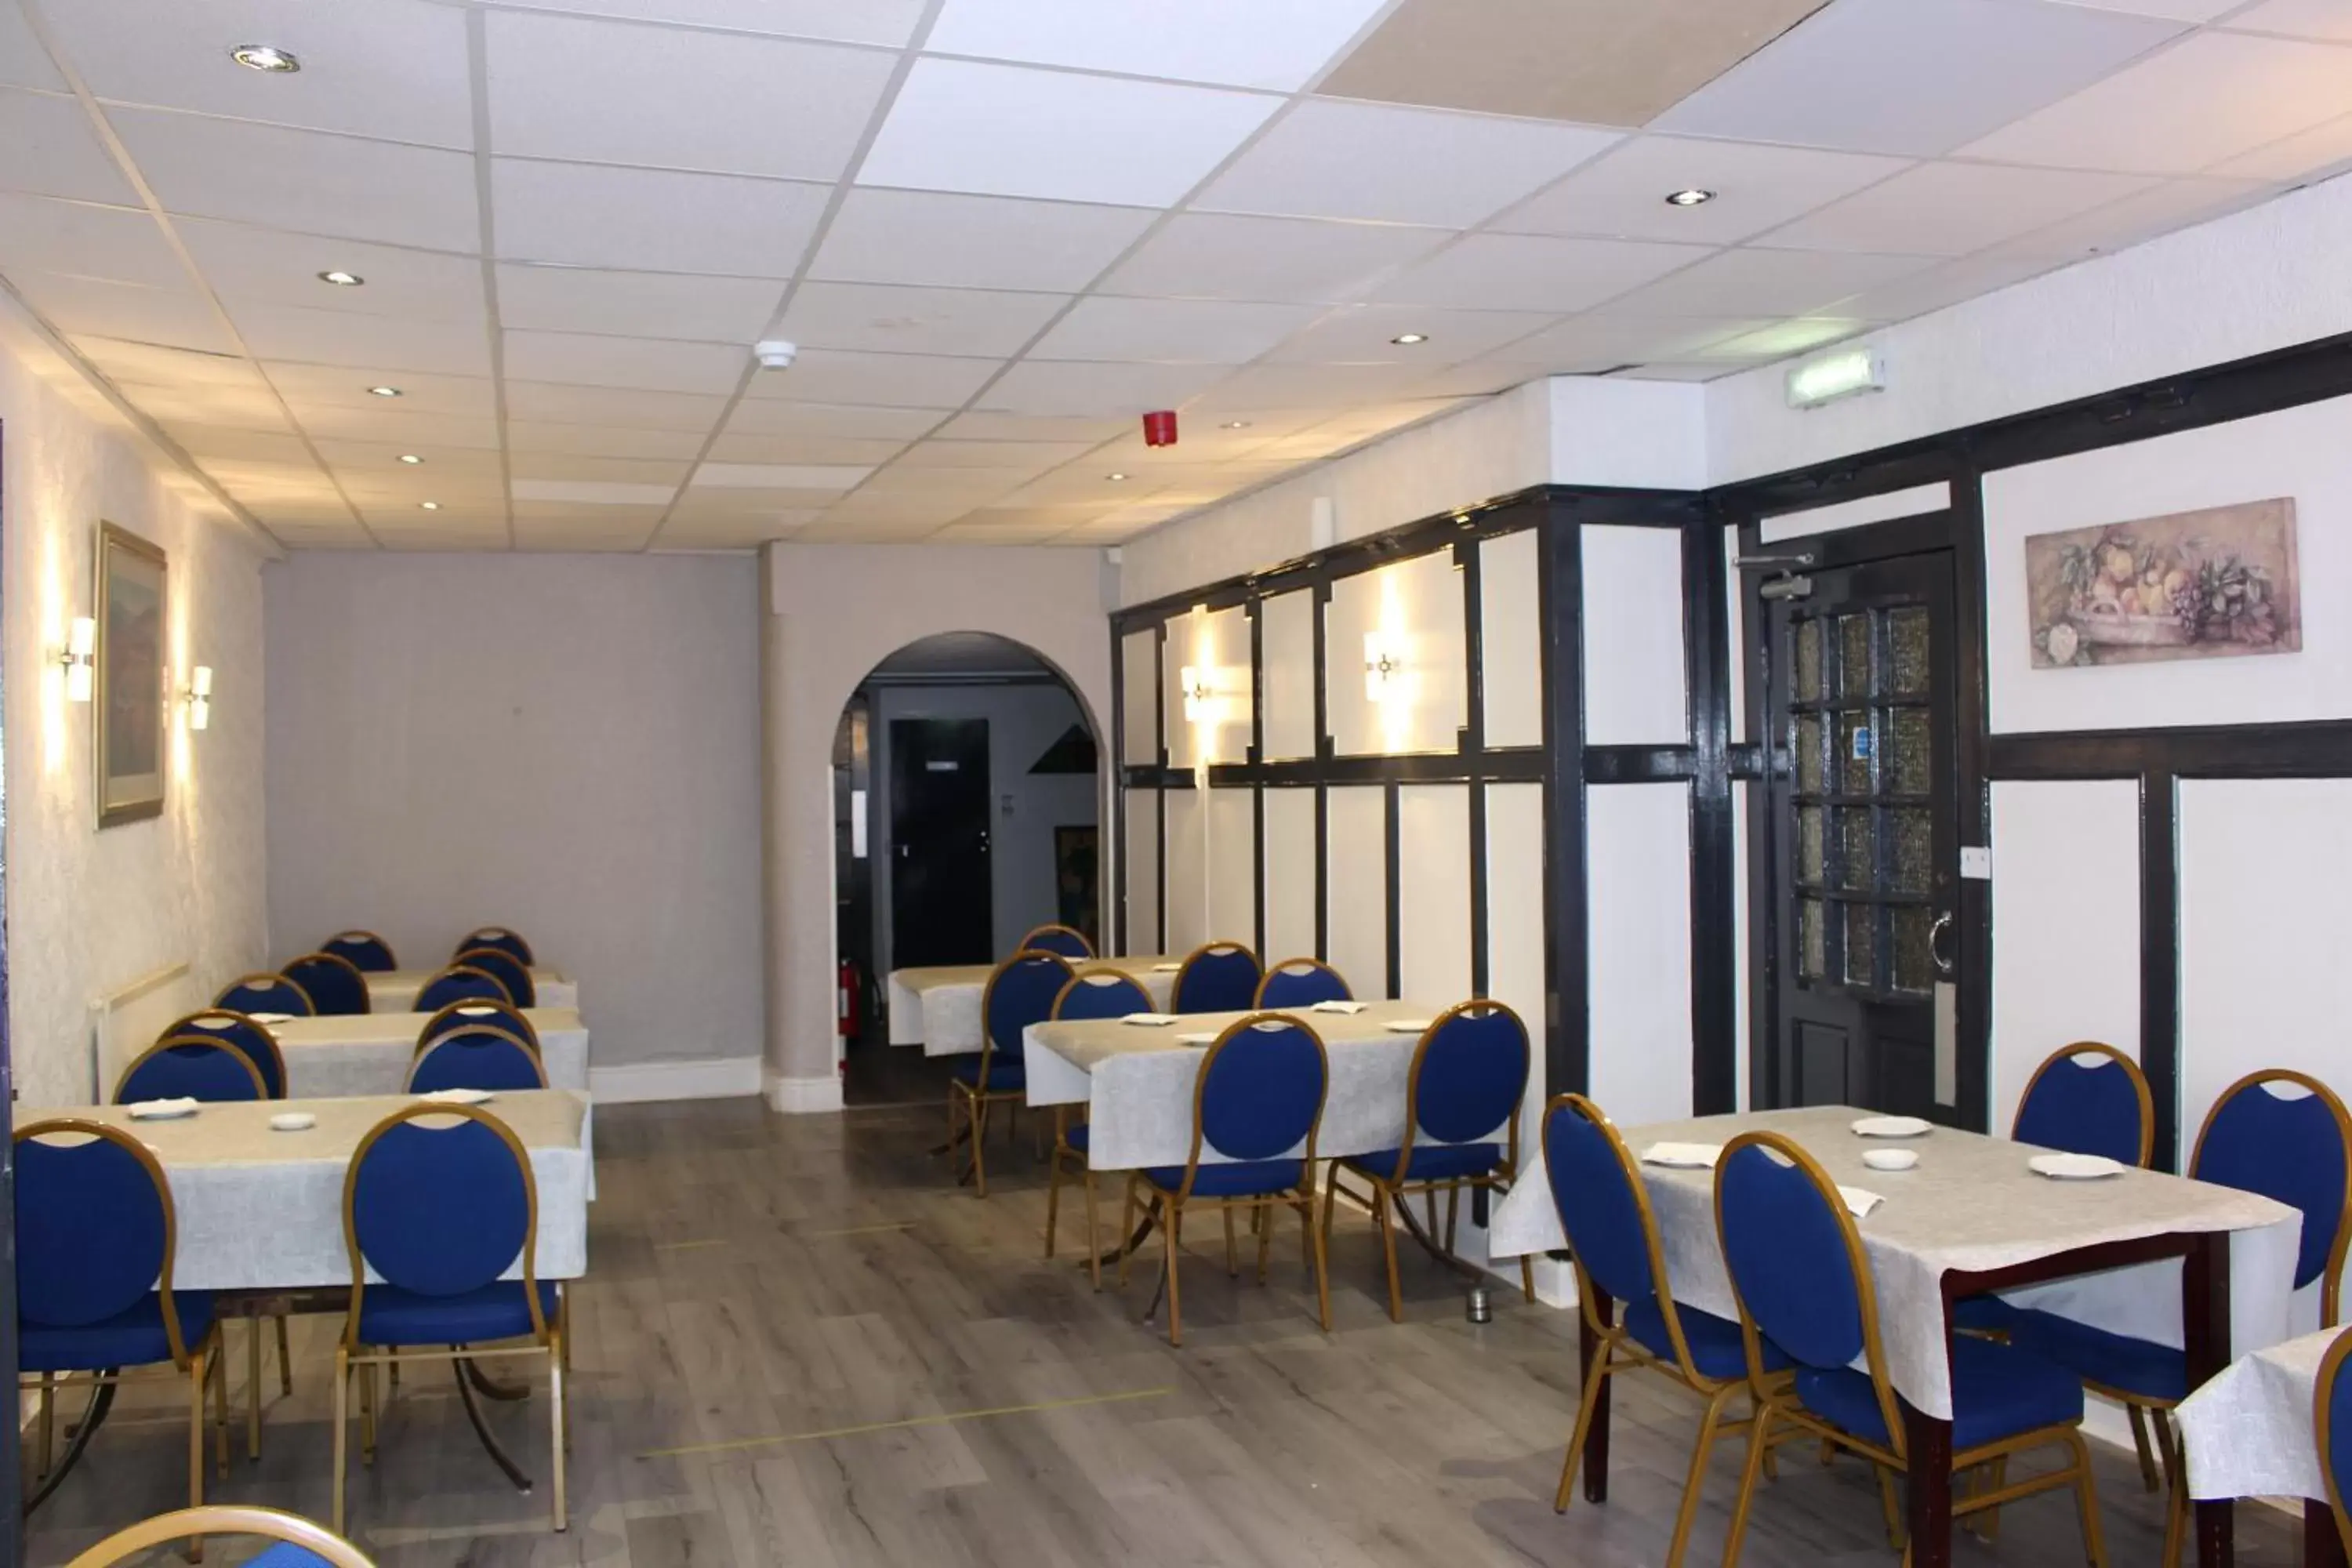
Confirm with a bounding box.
[1363,631,1405,703]
[58,615,96,703]
[183,665,214,731]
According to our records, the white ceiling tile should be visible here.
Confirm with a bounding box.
[2042,0,2241,18]
[854,465,1029,506]
[1991,174,2272,259]
[932,412,1132,441]
[1606,361,1744,382]
[1818,252,2064,321]
[776,281,1069,358]
[1100,212,1444,303]
[234,301,492,375]
[503,380,729,430]
[1960,31,2352,173]
[480,0,921,45]
[1196,99,1621,226]
[2,5,65,91]
[0,87,140,204]
[1374,233,1709,312]
[1475,314,1772,369]
[925,0,1388,90]
[484,10,892,180]
[45,0,474,147]
[2210,108,2352,180]
[9,270,234,353]
[976,359,1229,416]
[722,399,946,438]
[263,362,495,413]
[78,336,259,388]
[655,511,826,548]
[1029,296,1321,363]
[1652,0,2186,155]
[168,426,315,465]
[888,440,1100,470]
[2226,0,2352,39]
[1697,317,1868,358]
[122,380,294,433]
[1184,361,1432,409]
[809,189,1157,292]
[311,438,504,479]
[177,220,487,322]
[0,193,181,287]
[505,420,708,459]
[201,458,340,498]
[503,329,748,394]
[704,434,911,465]
[510,479,677,505]
[1404,361,1551,397]
[495,264,781,343]
[1598,246,1936,317]
[114,109,479,249]
[735,347,1002,408]
[492,159,826,276]
[858,57,1279,205]
[512,516,662,552]
[1262,304,1555,365]
[508,454,689,486]
[695,462,876,490]
[285,405,501,448]
[1759,162,2158,255]
[1496,136,1914,245]
[670,485,848,515]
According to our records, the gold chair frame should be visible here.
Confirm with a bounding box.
[1043,968,1155,1288]
[405,1024,549,1092]
[418,997,543,1054]
[1167,940,1259,1014]
[1016,922,1095,959]
[114,1036,268,1105]
[458,925,536,966]
[215,971,317,1016]
[456,946,538,1007]
[324,930,398,971]
[2315,1323,2352,1558]
[67,1504,376,1568]
[1250,956,1350,1008]
[949,951,1074,1199]
[158,1010,289,1101]
[417,962,516,1009]
[285,950,374,1014]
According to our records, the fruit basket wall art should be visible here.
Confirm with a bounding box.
[2024,499,2302,670]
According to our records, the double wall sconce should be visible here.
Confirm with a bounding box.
[58,615,96,703]
[183,666,212,731]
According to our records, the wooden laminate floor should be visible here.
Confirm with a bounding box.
[22,1098,2301,1566]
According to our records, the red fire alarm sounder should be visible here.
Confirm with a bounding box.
[1142,410,1178,447]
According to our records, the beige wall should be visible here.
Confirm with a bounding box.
[2,326,270,1109]
[760,542,1113,1105]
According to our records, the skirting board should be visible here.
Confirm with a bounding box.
[766,1069,845,1115]
[587,1056,761,1104]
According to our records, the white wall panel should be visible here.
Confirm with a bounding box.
[1163,604,1250,771]
[1323,786,1388,1000]
[1581,524,1688,746]
[1326,549,1468,757]
[1730,779,1751,1110]
[1207,786,1256,949]
[1397,785,1472,1006]
[1123,787,1160,954]
[1989,780,2141,1138]
[1486,783,1548,1094]
[1261,590,1317,762]
[1120,626,1159,766]
[1263,787,1318,963]
[1480,528,1544,749]
[1587,782,1694,1127]
[1163,787,1207,956]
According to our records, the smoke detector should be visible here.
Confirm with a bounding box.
[753,339,798,371]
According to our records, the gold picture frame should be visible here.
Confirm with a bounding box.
[96,521,167,827]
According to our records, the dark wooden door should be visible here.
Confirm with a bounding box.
[888,718,992,968]
[1764,550,1961,1118]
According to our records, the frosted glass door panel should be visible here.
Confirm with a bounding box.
[1261,591,1317,761]
[1207,787,1256,949]
[1264,788,1317,963]
[1581,524,1688,746]
[1164,788,1207,956]
[1324,786,1389,1000]
[1486,782,1546,1098]
[1120,628,1159,767]
[1123,789,1160,954]
[1481,529,1544,749]
[1326,550,1468,757]
[1397,785,1472,1005]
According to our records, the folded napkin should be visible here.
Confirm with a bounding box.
[1639,1142,1722,1167]
[1120,1013,1177,1026]
[127,1098,199,1120]
[1838,1185,1886,1219]
[1310,1000,1368,1014]
[419,1087,493,1105]
[1150,964,1181,972]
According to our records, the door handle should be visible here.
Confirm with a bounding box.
[1928,911,1955,976]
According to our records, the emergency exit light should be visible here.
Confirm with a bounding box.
[1786,347,1884,410]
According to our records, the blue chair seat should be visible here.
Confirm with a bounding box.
[1953,1294,2024,1335]
[1341,1142,1503,1184]
[949,1055,1025,1092]
[2010,1308,2185,1402]
[1066,1123,1088,1151]
[1142,1158,1304,1198]
[248,1546,335,1568]
[358,1280,561,1345]
[1624,1298,1792,1382]
[1796,1335,2082,1451]
[19,1290,216,1373]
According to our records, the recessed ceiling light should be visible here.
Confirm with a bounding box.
[1220,419,1252,430]
[1390,332,1429,346]
[397,454,423,465]
[419,501,440,510]
[230,44,299,73]
[317,270,364,287]
[1664,188,1715,208]
[1106,472,1129,481]
[367,385,401,397]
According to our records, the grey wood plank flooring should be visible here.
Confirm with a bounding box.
[20,1098,2305,1566]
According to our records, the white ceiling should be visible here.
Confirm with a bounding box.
[2,0,2350,552]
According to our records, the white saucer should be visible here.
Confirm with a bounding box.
[127,1098,199,1120]
[2029,1152,2124,1180]
[246,1012,294,1025]
[1862,1148,1919,1172]
[1383,1019,1435,1033]
[1852,1115,1932,1138]
[270,1112,316,1132]
[418,1087,494,1105]
[1177,1032,1216,1045]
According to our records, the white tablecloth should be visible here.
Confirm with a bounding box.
[1024,1000,1457,1170]
[22,1091,591,1290]
[2179,1325,2346,1501]
[1486,1105,2301,1422]
[267,1007,590,1098]
[890,956,1179,1058]
[365,967,576,1012]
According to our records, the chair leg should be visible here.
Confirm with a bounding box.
[1163,1203,1185,1348]
[1255,1198,1274,1284]
[2064,1429,2110,1568]
[1374,1185,1404,1323]
[1665,1381,1741,1568]
[1320,1161,1341,1250]
[550,1338,568,1533]
[971,1097,990,1198]
[187,1348,208,1563]
[212,1345,229,1481]
[359,1355,376,1465]
[1044,1113,1065,1260]
[1223,1206,1239,1277]
[2157,1411,2188,1568]
[1719,1400,1775,1568]
[332,1346,349,1534]
[1444,1182,1461,1254]
[275,1312,293,1396]
[1118,1176,1139,1289]
[1519,1253,1536,1305]
[1555,1335,1613,1513]
[1305,1190,1331,1332]
[248,1315,263,1461]
[2127,1401,2161,1492]
[1875,1465,1906,1550]
[37,1373,54,1478]
[1083,1167,1102,1291]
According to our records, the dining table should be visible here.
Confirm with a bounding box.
[2176,1324,2351,1567]
[263,1005,591,1098]
[890,953,1181,1057]
[1486,1104,2305,1568]
[364,967,577,1012]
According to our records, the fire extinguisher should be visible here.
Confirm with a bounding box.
[838,958,860,1040]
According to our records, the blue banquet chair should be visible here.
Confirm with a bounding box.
[455,926,535,967]
[158,1011,286,1100]
[319,931,397,974]
[419,999,543,1057]
[335,1102,565,1533]
[63,1504,376,1568]
[216,971,314,1018]
[15,1119,229,1547]
[414,964,512,1012]
[1044,967,1156,1284]
[1254,957,1352,1009]
[456,946,536,1009]
[1120,1013,1331,1346]
[1171,941,1260,1014]
[1327,1000,1535,1319]
[406,1025,549,1094]
[115,1036,267,1105]
[1713,1131,2107,1568]
[1016,923,1094,960]
[284,952,372,1016]
[2317,1324,2352,1559]
[951,950,1074,1198]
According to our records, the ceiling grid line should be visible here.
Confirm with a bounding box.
[462,5,518,550]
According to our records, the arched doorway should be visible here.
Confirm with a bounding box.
[833,632,1102,1105]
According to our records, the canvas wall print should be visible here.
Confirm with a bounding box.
[96,521,167,826]
[2025,499,2300,670]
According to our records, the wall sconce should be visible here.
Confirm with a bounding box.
[1180,665,1216,724]
[58,615,96,702]
[1363,631,1405,703]
[182,666,213,731]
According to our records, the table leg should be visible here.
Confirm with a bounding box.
[1580,1285,1614,1504]
[2184,1231,2234,1568]
[1902,1399,1955,1567]
[2305,1501,2347,1568]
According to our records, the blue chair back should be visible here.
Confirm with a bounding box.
[1543,1096,1657,1309]
[1407,1002,1530,1150]
[162,1011,285,1098]
[1194,1015,1327,1164]
[982,951,1076,1059]
[456,947,535,1008]
[116,1037,267,1104]
[285,952,371,1016]
[14,1121,176,1338]
[1018,924,1094,960]
[419,999,541,1054]
[2013,1042,2151,1167]
[1172,942,1260,1014]
[456,927,535,967]
[1255,959,1351,1009]
[408,1028,547,1094]
[322,930,397,971]
[347,1105,541,1320]
[2194,1071,2352,1304]
[2318,1325,2352,1555]
[1716,1134,1871,1373]
[415,965,512,1012]
[217,972,314,1017]
[1053,970,1152,1021]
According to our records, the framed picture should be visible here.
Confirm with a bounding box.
[2025,499,2302,669]
[96,521,167,827]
